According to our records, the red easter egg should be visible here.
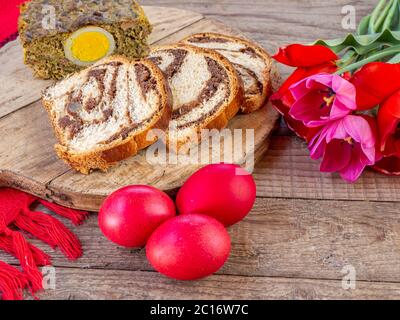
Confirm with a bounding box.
[146,214,231,280]
[176,164,256,226]
[98,185,176,248]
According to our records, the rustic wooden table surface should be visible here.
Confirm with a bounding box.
[3,0,400,300]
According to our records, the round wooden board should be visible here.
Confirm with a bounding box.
[0,6,280,211]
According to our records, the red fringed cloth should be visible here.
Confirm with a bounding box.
[0,188,89,300]
[0,0,27,48]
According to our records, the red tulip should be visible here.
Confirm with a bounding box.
[271,44,338,142]
[377,90,400,158]
[350,62,400,111]
[273,44,338,68]
[373,156,400,176]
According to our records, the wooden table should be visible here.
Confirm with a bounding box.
[3,0,400,300]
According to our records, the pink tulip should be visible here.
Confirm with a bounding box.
[309,115,377,182]
[289,73,357,127]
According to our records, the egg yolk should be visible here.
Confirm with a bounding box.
[70,31,110,63]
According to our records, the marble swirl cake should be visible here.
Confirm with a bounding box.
[42,56,172,174]
[182,33,272,113]
[148,44,244,152]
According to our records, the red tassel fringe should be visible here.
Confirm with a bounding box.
[0,188,89,300]
[0,261,27,300]
[39,199,89,226]
[11,231,43,294]
[0,234,51,266]
[15,209,83,260]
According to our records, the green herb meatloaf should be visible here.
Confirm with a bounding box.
[18,0,152,80]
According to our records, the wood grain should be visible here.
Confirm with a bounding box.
[255,136,400,202]
[32,268,400,300]
[3,197,400,284]
[0,101,70,196]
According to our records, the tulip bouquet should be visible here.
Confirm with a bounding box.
[272,0,400,182]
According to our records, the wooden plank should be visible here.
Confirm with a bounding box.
[255,136,400,202]
[0,6,204,118]
[147,6,204,44]
[154,18,243,45]
[3,197,400,284]
[0,41,52,118]
[0,101,70,196]
[32,268,400,300]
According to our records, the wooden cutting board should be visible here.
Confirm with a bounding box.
[0,6,280,211]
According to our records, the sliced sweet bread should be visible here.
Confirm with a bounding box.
[42,55,172,174]
[182,33,273,113]
[148,44,244,152]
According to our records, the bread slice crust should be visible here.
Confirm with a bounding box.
[181,32,272,114]
[42,55,172,174]
[149,44,244,153]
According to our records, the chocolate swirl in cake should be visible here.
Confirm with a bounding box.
[147,44,243,153]
[186,37,264,95]
[49,59,162,148]
[182,33,272,113]
[149,48,230,130]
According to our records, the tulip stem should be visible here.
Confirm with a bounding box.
[370,0,390,33]
[382,0,398,30]
[374,0,394,31]
[336,44,400,74]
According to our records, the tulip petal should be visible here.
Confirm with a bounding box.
[309,116,377,183]
[273,44,338,68]
[272,63,337,142]
[339,146,368,183]
[320,139,352,172]
[373,156,400,175]
[331,75,357,111]
[378,90,400,154]
[289,90,327,126]
[350,62,400,110]
[289,74,357,127]
[342,115,374,146]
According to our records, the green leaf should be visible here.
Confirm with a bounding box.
[357,0,400,34]
[314,29,400,55]
[382,0,398,30]
[357,15,371,35]
[375,0,395,31]
[369,0,390,34]
[388,52,400,62]
[336,44,400,74]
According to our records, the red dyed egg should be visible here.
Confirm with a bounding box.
[98,185,176,248]
[176,164,256,226]
[146,214,231,280]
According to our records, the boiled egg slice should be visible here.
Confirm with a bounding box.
[64,26,116,66]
